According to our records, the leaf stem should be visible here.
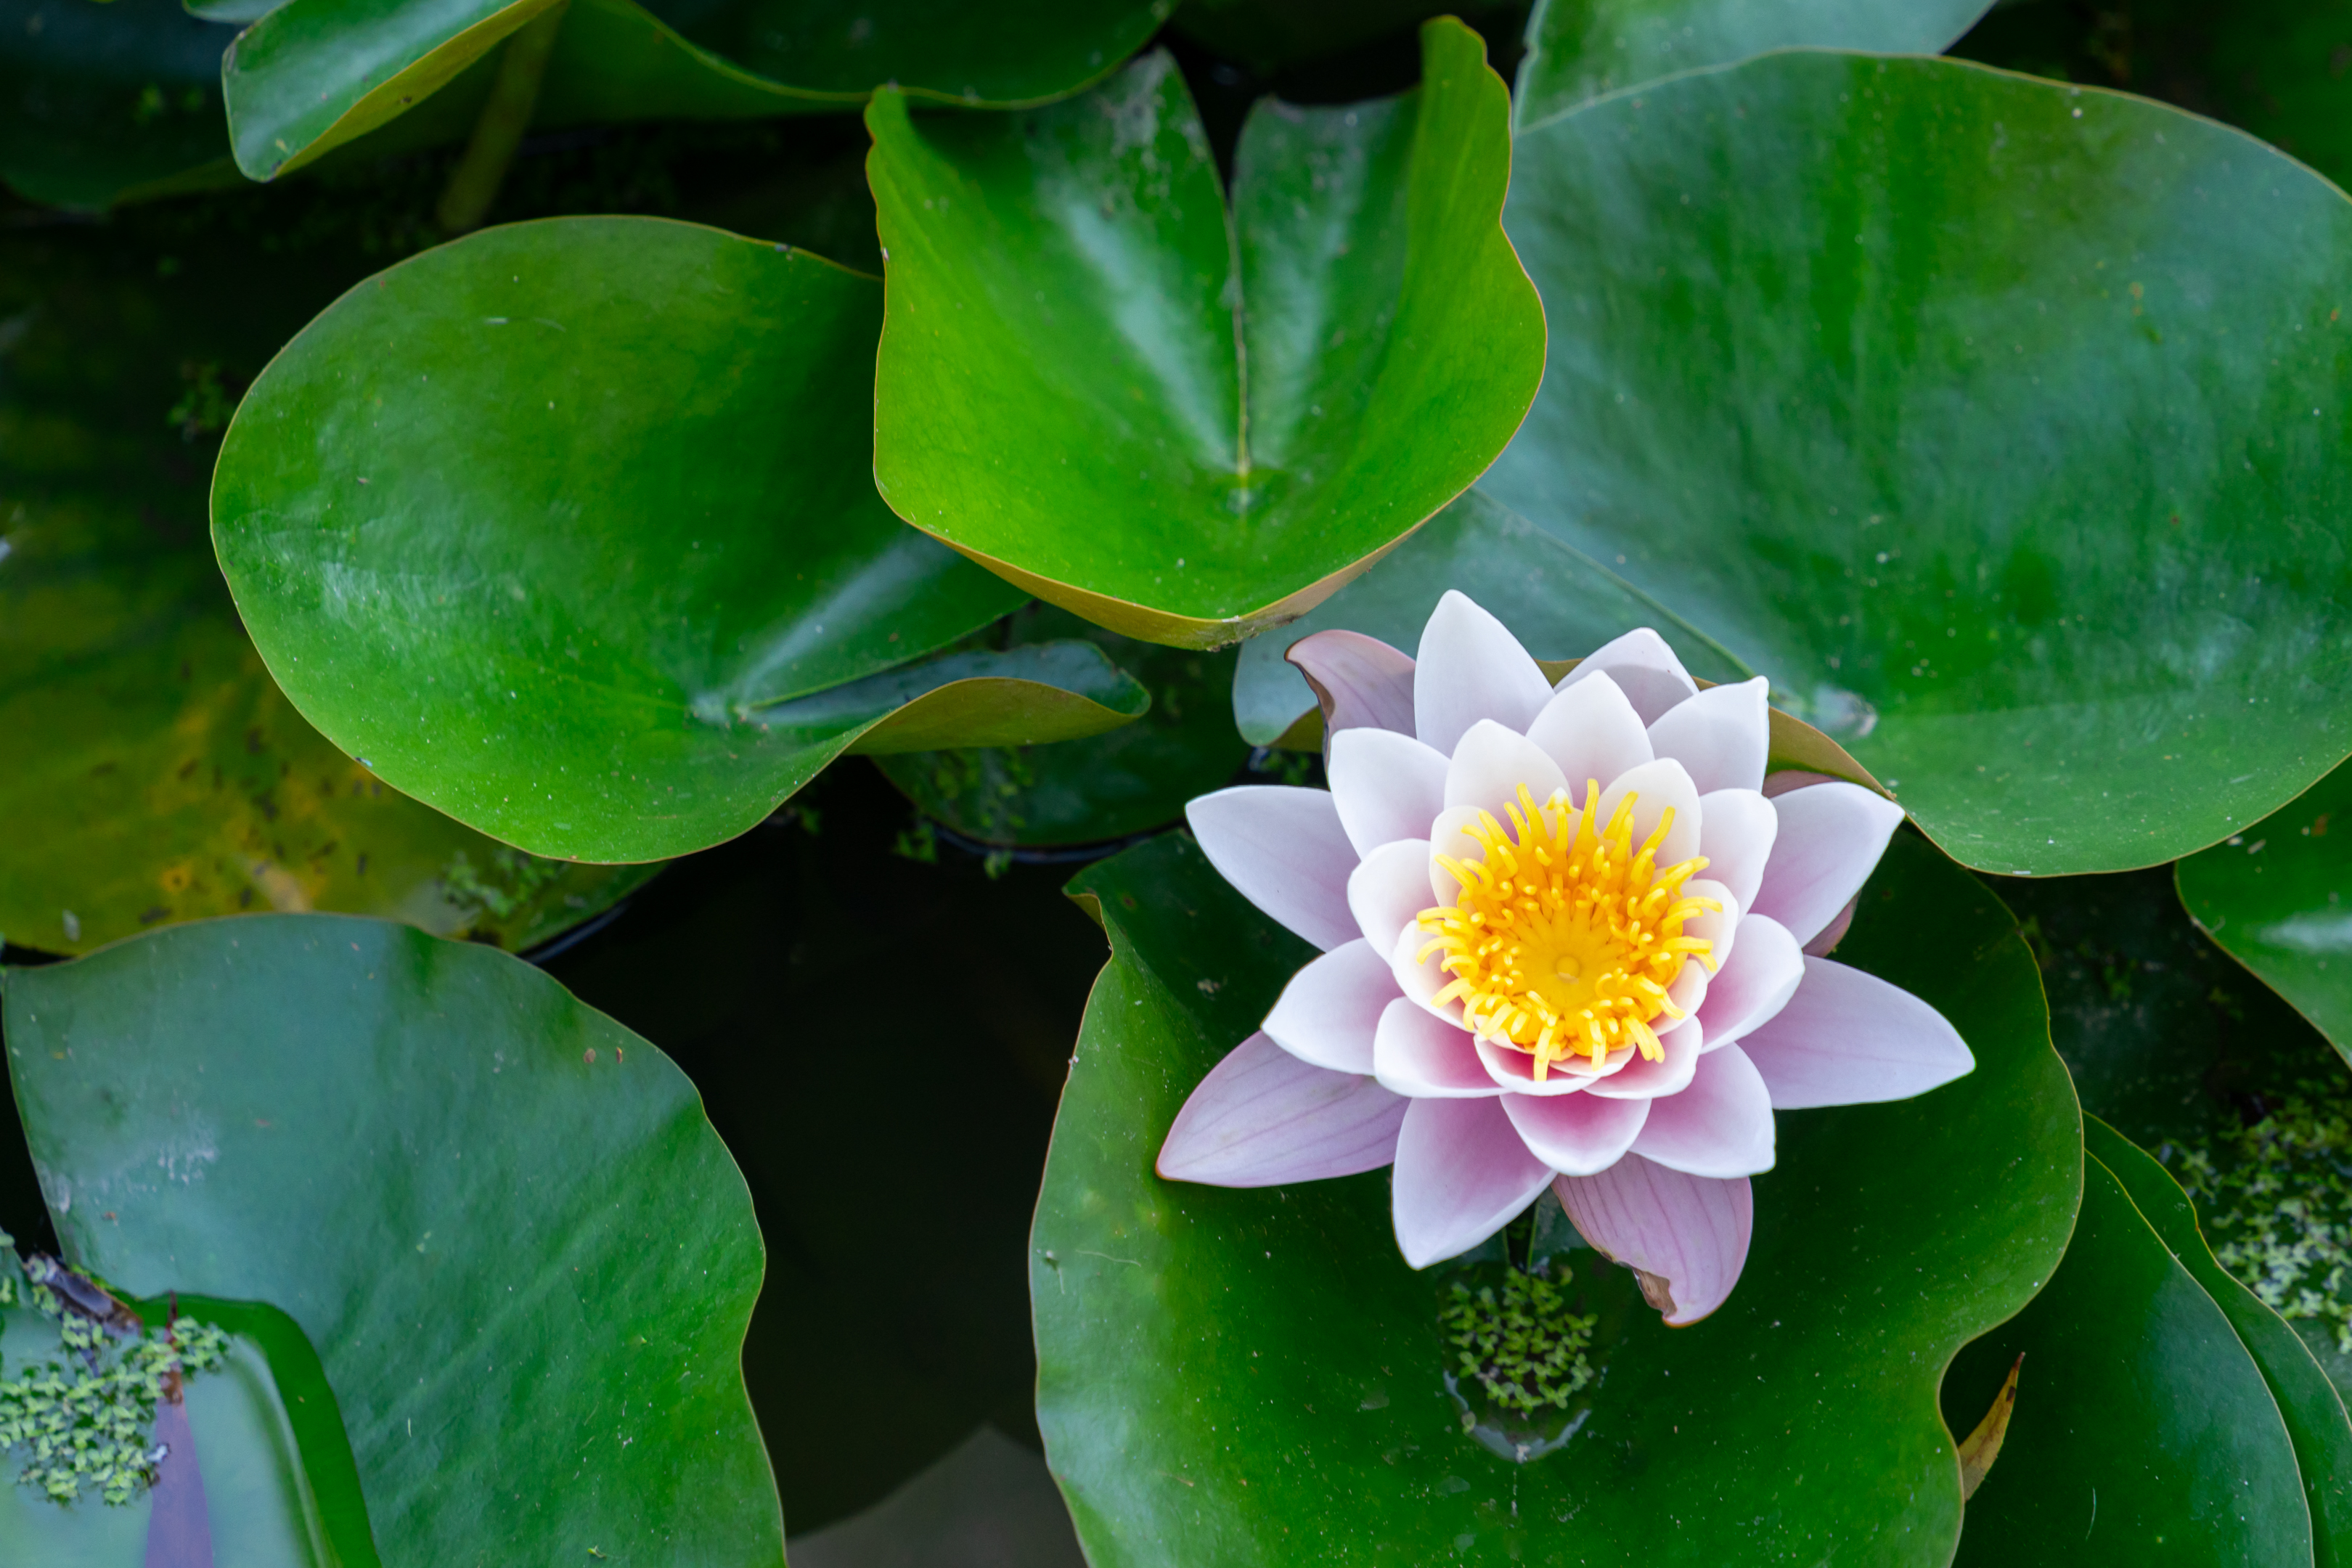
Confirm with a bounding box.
[434,2,569,236]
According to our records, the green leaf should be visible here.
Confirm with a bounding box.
[867,18,1545,648]
[1514,0,1993,128]
[2176,759,2352,1063]
[1231,487,1754,745]
[2086,1116,2352,1567]
[1033,829,2077,1564]
[208,215,1148,864]
[0,1265,378,1567]
[1,913,785,1561]
[1487,51,2352,877]
[0,217,652,955]
[877,605,1251,848]
[1944,1150,2310,1565]
[220,0,1175,183]
[0,0,240,211]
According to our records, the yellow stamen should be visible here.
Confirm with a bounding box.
[1416,781,1720,1079]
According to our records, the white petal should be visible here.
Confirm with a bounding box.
[1474,1038,1597,1096]
[1287,629,1416,738]
[1585,1016,1704,1100]
[1504,1091,1650,1176]
[1697,788,1776,915]
[1328,727,1449,857]
[1670,875,1740,1008]
[1555,1157,1752,1326]
[1413,591,1551,756]
[1186,785,1359,951]
[1262,941,1395,1074]
[1525,671,1653,801]
[1391,1096,1556,1267]
[1805,896,1858,957]
[1630,1043,1776,1178]
[1349,838,1434,954]
[1426,804,1487,904]
[1594,758,1703,878]
[1444,719,1569,823]
[1157,1033,1408,1187]
[1389,921,1463,1026]
[1739,957,1975,1108]
[1554,628,1697,725]
[1645,677,1770,796]
[1751,782,1905,949]
[1373,999,1500,1098]
[1694,914,1804,1052]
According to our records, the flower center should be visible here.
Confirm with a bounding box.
[1416,782,1719,1080]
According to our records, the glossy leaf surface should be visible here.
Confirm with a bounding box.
[0,0,239,209]
[869,19,1545,647]
[210,216,1138,864]
[2177,759,2352,1063]
[2,915,783,1563]
[878,605,1250,848]
[2086,1117,2352,1567]
[1514,0,1993,126]
[1231,488,1751,744]
[1,216,650,955]
[1034,830,2076,1564]
[1945,1151,2308,1566]
[1488,52,2352,875]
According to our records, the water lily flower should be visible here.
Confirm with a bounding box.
[1158,592,1974,1324]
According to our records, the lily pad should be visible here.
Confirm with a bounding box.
[0,0,240,211]
[1943,1148,2309,1566]
[1513,0,1993,128]
[2177,759,2352,1063]
[210,215,1155,864]
[1,912,785,1561]
[2085,1116,2352,1566]
[877,605,1251,849]
[0,217,651,955]
[1486,51,2352,876]
[1032,828,2076,1564]
[867,18,1545,647]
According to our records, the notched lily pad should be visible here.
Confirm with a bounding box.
[868,18,1545,648]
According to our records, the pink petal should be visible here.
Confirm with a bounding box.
[1646,677,1770,796]
[1805,896,1858,957]
[1348,838,1434,953]
[1288,629,1416,738]
[1555,628,1697,725]
[1328,726,1448,858]
[1630,1043,1776,1177]
[1555,1156,1752,1325]
[1444,719,1569,822]
[1750,782,1905,948]
[1594,757,1702,874]
[1474,1037,1598,1096]
[1738,957,1975,1108]
[1694,913,1804,1052]
[1262,941,1395,1074]
[1391,1095,1556,1268]
[1374,998,1501,1098]
[1525,671,1653,800]
[1413,591,1551,756]
[1585,1015,1704,1100]
[1186,785,1360,951]
[1697,788,1776,914]
[1503,1089,1651,1175]
[1157,1033,1408,1188]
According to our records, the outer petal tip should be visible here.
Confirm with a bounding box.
[1554,1156,1752,1326]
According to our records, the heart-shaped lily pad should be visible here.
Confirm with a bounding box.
[1943,1141,2311,1566]
[211,215,1153,864]
[1,218,651,955]
[1513,0,1995,128]
[2,913,784,1561]
[1032,827,2076,1564]
[2176,759,2352,1063]
[1485,50,2352,876]
[867,17,1545,647]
